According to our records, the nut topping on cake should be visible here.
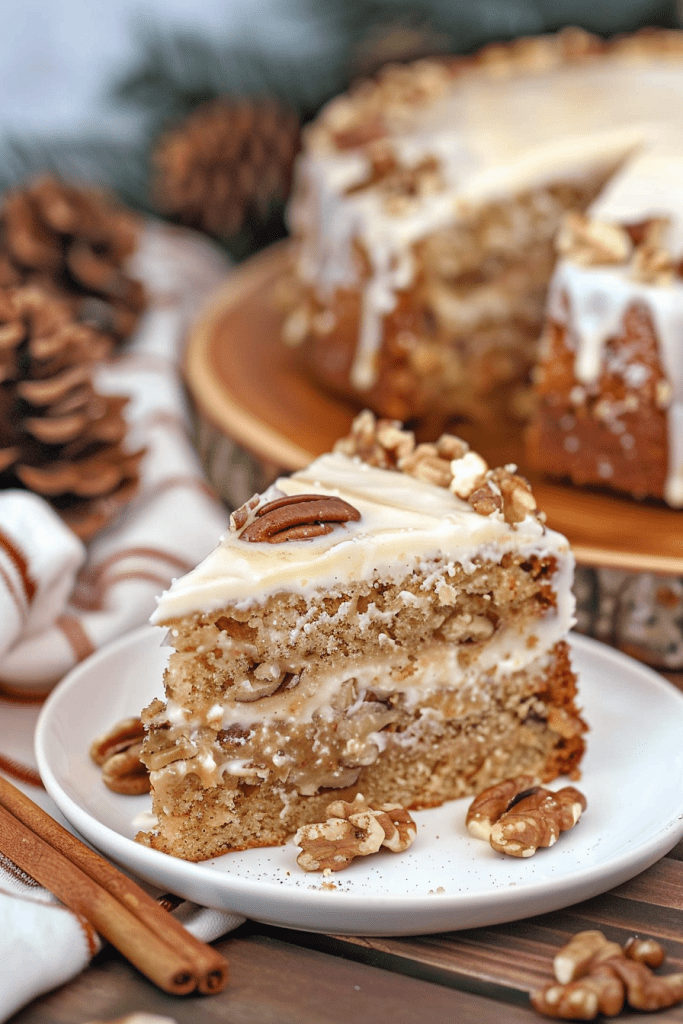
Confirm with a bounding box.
[556,212,633,266]
[557,211,680,285]
[334,408,416,467]
[336,411,541,525]
[629,217,676,284]
[240,493,361,543]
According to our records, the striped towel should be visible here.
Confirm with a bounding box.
[0,222,245,1022]
[0,221,232,697]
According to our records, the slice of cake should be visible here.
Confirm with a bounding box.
[138,412,584,862]
[526,142,683,507]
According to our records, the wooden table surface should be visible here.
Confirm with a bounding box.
[8,835,683,1024]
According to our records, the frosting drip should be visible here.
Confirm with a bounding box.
[549,259,683,505]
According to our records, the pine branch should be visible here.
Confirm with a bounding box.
[0,136,154,217]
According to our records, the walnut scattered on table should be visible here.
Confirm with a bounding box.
[531,930,683,1019]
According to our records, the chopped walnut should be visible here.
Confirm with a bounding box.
[531,930,683,1019]
[375,418,417,464]
[533,966,625,1019]
[90,716,150,795]
[334,409,415,468]
[556,212,633,266]
[466,776,586,858]
[294,793,417,871]
[558,211,679,285]
[623,937,666,970]
[336,411,540,525]
[466,774,536,841]
[466,466,538,525]
[326,794,417,852]
[400,443,453,487]
[346,148,444,214]
[489,786,586,857]
[607,956,683,1012]
[467,480,503,516]
[631,235,676,284]
[230,493,261,532]
[294,814,384,872]
[488,467,538,524]
[553,931,623,985]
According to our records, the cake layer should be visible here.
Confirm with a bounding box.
[141,638,582,861]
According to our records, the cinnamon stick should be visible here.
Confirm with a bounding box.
[0,775,228,994]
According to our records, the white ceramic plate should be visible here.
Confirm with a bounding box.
[35,626,683,936]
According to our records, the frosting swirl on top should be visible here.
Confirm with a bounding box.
[152,451,572,624]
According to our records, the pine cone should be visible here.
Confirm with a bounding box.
[153,97,301,238]
[0,176,146,348]
[0,284,144,539]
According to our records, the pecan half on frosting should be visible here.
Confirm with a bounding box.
[240,493,361,543]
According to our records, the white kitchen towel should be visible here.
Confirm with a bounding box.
[0,851,245,1023]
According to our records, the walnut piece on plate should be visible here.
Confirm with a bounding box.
[466,776,586,857]
[294,793,417,872]
[90,716,150,795]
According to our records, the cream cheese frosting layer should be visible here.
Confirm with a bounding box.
[152,451,574,630]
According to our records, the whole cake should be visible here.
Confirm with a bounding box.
[138,413,584,862]
[282,27,683,493]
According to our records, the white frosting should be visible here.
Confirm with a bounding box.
[290,49,683,395]
[153,452,574,676]
[164,640,551,732]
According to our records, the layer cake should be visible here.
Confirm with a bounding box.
[138,414,584,861]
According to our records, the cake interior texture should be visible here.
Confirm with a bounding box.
[288,175,610,428]
[139,415,584,862]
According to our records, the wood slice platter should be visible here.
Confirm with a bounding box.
[185,241,683,575]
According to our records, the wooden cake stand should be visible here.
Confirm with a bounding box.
[185,241,683,577]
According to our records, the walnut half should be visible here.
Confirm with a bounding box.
[90,716,150,795]
[294,793,417,872]
[466,776,586,857]
[531,930,683,1019]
